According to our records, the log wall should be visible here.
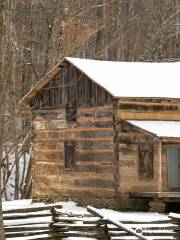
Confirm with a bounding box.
[29,64,180,207]
[117,97,180,195]
[117,121,159,194]
[32,105,116,204]
[117,98,180,120]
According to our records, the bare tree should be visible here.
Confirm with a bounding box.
[0,104,5,239]
[0,0,5,237]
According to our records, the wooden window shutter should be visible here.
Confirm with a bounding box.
[139,145,153,179]
[64,141,76,169]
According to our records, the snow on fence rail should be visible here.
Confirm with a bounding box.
[3,201,62,239]
[51,206,179,240]
[2,200,180,240]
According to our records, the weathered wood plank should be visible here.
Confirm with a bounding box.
[78,121,113,128]
[118,111,180,120]
[76,152,114,162]
[3,204,62,214]
[87,206,148,240]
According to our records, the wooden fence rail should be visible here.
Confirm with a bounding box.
[3,203,62,239]
[3,203,180,240]
[50,206,179,240]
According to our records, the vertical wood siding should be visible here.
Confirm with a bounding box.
[30,63,112,109]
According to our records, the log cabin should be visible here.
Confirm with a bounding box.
[20,58,180,210]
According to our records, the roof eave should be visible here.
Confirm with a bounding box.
[19,58,69,107]
[126,120,159,139]
[160,136,180,142]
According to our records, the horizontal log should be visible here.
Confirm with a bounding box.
[74,130,113,138]
[35,163,63,175]
[118,98,180,105]
[119,133,153,141]
[52,216,100,223]
[87,206,148,240]
[35,129,113,140]
[34,175,114,189]
[119,153,137,161]
[33,109,65,113]
[4,220,53,227]
[5,230,50,238]
[3,213,51,220]
[78,121,113,128]
[34,141,64,149]
[33,119,69,130]
[118,110,180,121]
[118,103,179,112]
[119,160,136,167]
[33,111,65,120]
[35,127,113,133]
[48,231,106,239]
[78,116,113,122]
[76,165,114,174]
[78,106,113,112]
[35,137,113,143]
[3,204,62,214]
[78,111,113,118]
[76,140,113,150]
[35,166,114,176]
[76,151,114,162]
[4,225,49,232]
[52,219,172,227]
[33,186,114,198]
[33,151,64,161]
[35,131,64,139]
[6,236,54,240]
[119,136,153,144]
[33,149,64,153]
[119,144,137,155]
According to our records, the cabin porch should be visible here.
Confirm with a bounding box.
[130,192,180,202]
[130,192,180,212]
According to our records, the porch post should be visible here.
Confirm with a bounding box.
[158,140,162,192]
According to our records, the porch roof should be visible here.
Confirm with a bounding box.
[128,120,180,138]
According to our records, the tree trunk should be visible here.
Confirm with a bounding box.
[0,0,6,237]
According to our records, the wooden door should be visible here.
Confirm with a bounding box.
[168,148,180,189]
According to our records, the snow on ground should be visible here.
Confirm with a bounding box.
[99,208,169,222]
[55,201,169,222]
[2,199,169,222]
[2,151,31,201]
[3,199,32,210]
[3,200,175,240]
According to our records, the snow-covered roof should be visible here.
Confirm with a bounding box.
[20,57,180,106]
[66,57,180,98]
[128,120,180,138]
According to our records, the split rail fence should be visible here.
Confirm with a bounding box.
[3,203,180,240]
